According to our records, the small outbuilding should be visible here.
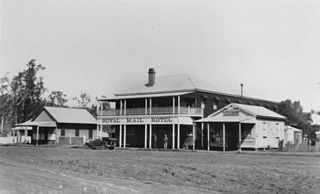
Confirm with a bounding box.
[14,106,97,145]
[284,125,302,145]
[195,103,286,151]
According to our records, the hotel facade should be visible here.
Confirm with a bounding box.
[97,68,280,150]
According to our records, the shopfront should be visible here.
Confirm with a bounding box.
[195,103,286,151]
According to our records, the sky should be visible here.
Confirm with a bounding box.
[1,0,320,111]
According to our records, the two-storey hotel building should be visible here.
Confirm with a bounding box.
[97,68,279,150]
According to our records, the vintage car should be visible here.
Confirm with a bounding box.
[85,137,117,150]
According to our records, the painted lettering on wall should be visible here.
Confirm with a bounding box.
[223,107,240,116]
[102,117,174,124]
[151,117,173,123]
[127,118,144,123]
[102,118,120,123]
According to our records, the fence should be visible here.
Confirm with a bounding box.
[283,142,320,152]
[58,136,85,145]
[0,136,15,144]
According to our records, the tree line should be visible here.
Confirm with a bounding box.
[0,59,97,133]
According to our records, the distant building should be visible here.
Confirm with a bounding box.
[311,113,320,126]
[97,68,280,150]
[311,113,320,142]
[14,106,97,145]
[284,125,302,145]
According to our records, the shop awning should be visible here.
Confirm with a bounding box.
[15,120,57,128]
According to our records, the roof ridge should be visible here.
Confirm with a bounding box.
[45,106,86,110]
[157,73,190,78]
[186,74,197,89]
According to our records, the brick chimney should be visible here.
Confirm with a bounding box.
[147,68,156,87]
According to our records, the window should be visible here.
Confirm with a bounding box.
[61,129,65,136]
[89,130,93,139]
[75,129,79,137]
[276,123,280,138]
[262,122,267,138]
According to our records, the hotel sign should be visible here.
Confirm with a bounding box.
[102,116,174,125]
[103,118,121,124]
[223,107,240,116]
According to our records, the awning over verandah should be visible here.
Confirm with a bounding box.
[14,120,57,146]
[193,103,286,152]
[15,120,57,127]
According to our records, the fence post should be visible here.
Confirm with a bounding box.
[69,136,72,145]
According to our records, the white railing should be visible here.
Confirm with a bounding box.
[100,107,202,116]
[151,107,174,115]
[126,108,146,115]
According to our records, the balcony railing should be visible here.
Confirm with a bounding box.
[99,107,202,116]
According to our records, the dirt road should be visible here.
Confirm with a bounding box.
[0,146,319,193]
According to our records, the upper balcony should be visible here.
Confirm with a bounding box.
[99,106,203,117]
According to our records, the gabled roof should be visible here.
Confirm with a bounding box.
[40,107,97,124]
[197,103,286,123]
[286,125,302,132]
[229,103,286,120]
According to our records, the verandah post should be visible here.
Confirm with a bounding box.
[239,122,242,152]
[172,124,175,149]
[144,124,147,149]
[36,125,39,146]
[149,124,152,149]
[223,123,226,152]
[192,124,195,151]
[177,96,180,149]
[119,125,122,148]
[207,123,210,151]
[124,125,126,148]
[177,123,180,150]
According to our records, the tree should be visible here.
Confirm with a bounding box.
[278,99,315,143]
[73,92,104,117]
[46,91,68,107]
[0,73,14,133]
[11,59,46,123]
[73,92,91,109]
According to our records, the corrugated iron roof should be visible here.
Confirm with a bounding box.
[100,91,192,101]
[44,107,97,124]
[15,120,57,127]
[230,103,286,120]
[110,74,279,103]
[115,74,196,95]
[199,103,286,123]
[286,125,302,132]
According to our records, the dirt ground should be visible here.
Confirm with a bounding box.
[0,146,319,194]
